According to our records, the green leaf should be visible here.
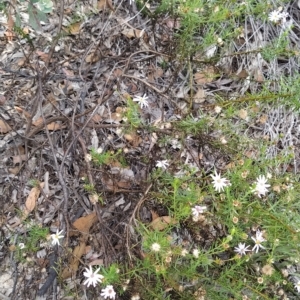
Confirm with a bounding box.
[27,5,41,30]
[36,8,48,22]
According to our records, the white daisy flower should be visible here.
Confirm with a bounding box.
[85,153,92,162]
[101,285,116,299]
[192,248,199,258]
[268,10,282,22]
[279,11,289,23]
[133,94,149,109]
[18,243,25,249]
[191,205,207,218]
[51,229,64,246]
[156,160,169,170]
[151,243,161,252]
[210,170,231,192]
[83,266,104,287]
[252,175,271,198]
[251,230,266,253]
[181,249,188,257]
[294,279,300,293]
[234,243,250,256]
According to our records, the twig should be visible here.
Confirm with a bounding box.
[37,250,58,296]
[125,183,152,261]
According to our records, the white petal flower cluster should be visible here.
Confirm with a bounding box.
[156,160,169,170]
[82,266,117,298]
[234,230,267,256]
[252,175,271,198]
[268,9,289,23]
[251,230,266,253]
[101,285,116,299]
[151,242,161,252]
[234,243,250,256]
[191,205,207,222]
[51,229,64,246]
[133,94,149,109]
[210,171,231,192]
[294,279,300,293]
[83,266,104,287]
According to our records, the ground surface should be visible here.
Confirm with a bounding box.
[1,1,300,299]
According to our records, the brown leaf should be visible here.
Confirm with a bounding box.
[0,119,12,133]
[254,69,264,83]
[36,50,49,62]
[12,154,27,165]
[193,88,206,103]
[0,95,7,105]
[89,259,104,266]
[236,69,248,79]
[150,210,159,221]
[61,241,86,279]
[46,122,65,131]
[5,10,14,41]
[149,216,177,231]
[91,114,103,123]
[15,106,31,119]
[32,117,43,127]
[68,22,82,35]
[113,69,123,77]
[259,114,268,124]
[23,182,45,218]
[154,67,164,78]
[122,28,144,39]
[124,132,142,147]
[194,66,216,85]
[9,166,21,175]
[71,212,97,236]
[98,0,114,11]
[238,109,248,120]
[85,51,101,63]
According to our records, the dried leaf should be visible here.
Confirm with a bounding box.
[61,241,86,279]
[0,95,7,105]
[89,259,104,266]
[12,154,27,165]
[91,114,103,123]
[193,88,206,103]
[71,212,97,236]
[23,182,45,218]
[154,67,163,78]
[236,69,248,79]
[85,51,101,63]
[259,114,268,124]
[194,66,216,85]
[116,169,134,189]
[124,132,142,147]
[149,216,177,231]
[122,28,144,39]
[9,166,21,175]
[238,109,248,120]
[0,119,12,133]
[46,122,65,131]
[97,0,114,11]
[5,10,14,41]
[150,210,159,221]
[69,22,82,35]
[9,245,16,252]
[254,69,264,83]
[36,50,49,62]
[15,106,31,119]
[32,117,43,127]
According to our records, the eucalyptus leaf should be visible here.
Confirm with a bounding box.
[27,5,41,30]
